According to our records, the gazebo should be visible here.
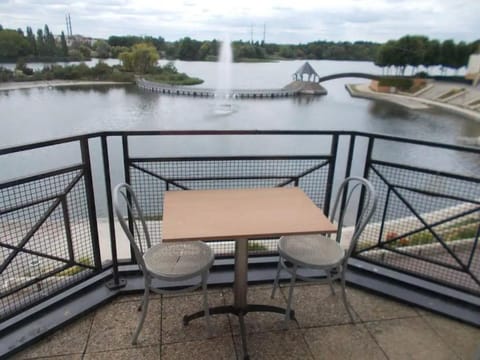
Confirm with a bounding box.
[293,61,320,82]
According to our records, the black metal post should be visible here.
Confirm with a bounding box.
[324,134,339,217]
[79,137,102,271]
[102,135,126,289]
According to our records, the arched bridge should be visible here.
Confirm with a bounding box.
[317,72,380,83]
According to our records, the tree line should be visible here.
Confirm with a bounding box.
[0,24,71,61]
[375,35,479,75]
[106,36,380,62]
[1,22,478,74]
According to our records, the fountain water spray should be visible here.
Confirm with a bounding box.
[213,34,235,115]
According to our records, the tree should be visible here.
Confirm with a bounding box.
[177,37,201,60]
[440,39,456,74]
[93,40,110,58]
[424,39,440,70]
[0,29,31,60]
[44,25,56,56]
[119,43,159,73]
[36,28,46,56]
[26,26,37,56]
[60,31,68,57]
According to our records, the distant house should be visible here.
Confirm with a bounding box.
[465,54,480,86]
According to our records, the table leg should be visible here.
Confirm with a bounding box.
[233,238,248,310]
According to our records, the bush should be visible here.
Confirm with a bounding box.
[378,77,414,91]
[0,67,14,82]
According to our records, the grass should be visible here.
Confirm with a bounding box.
[248,242,268,252]
[437,88,464,100]
[384,219,478,248]
[56,257,93,277]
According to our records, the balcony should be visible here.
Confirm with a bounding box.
[1,131,479,358]
[11,283,480,359]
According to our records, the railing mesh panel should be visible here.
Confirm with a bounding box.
[0,170,97,320]
[129,158,331,256]
[355,162,480,294]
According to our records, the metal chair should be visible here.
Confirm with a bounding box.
[271,177,377,324]
[113,183,215,344]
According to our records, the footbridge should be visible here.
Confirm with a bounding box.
[137,63,381,99]
[317,72,380,83]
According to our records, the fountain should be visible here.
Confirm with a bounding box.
[213,35,235,115]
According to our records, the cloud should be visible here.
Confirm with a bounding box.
[0,0,478,43]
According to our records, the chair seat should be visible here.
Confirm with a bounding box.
[278,234,345,268]
[144,242,214,279]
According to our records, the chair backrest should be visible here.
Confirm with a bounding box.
[329,176,377,260]
[113,183,152,274]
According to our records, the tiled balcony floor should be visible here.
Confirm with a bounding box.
[13,283,480,360]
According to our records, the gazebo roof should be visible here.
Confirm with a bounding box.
[294,61,319,77]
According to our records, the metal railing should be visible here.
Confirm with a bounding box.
[1,130,479,324]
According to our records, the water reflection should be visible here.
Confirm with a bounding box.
[368,100,412,119]
[292,95,323,105]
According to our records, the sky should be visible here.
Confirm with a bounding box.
[1,0,479,44]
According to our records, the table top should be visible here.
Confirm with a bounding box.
[162,187,336,242]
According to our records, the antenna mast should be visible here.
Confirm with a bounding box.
[65,14,73,37]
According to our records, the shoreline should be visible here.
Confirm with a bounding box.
[346,82,480,122]
[0,80,132,92]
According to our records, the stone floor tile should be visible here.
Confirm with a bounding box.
[111,292,160,304]
[421,312,480,360]
[303,323,387,360]
[85,298,161,352]
[279,284,359,328]
[223,285,298,335]
[162,291,230,344]
[233,329,314,360]
[162,336,236,360]
[347,287,418,321]
[84,345,160,360]
[366,317,460,360]
[12,314,94,359]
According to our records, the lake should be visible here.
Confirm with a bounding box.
[1,59,479,216]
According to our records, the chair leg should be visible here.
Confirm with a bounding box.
[284,264,298,326]
[202,271,212,337]
[271,258,282,299]
[132,287,150,345]
[340,270,354,323]
[326,268,336,295]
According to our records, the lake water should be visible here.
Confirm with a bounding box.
[1,59,479,215]
[1,59,478,148]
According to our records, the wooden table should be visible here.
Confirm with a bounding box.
[162,187,336,359]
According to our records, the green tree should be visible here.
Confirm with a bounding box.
[440,39,456,74]
[26,26,37,56]
[119,42,159,73]
[93,40,110,58]
[36,28,46,56]
[0,29,31,60]
[60,31,68,57]
[424,39,440,70]
[177,37,201,60]
[198,41,211,60]
[43,25,56,56]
